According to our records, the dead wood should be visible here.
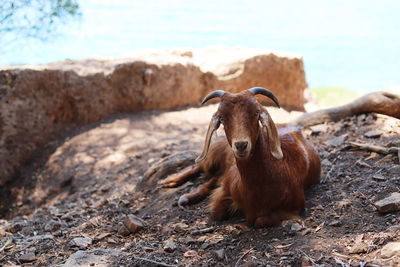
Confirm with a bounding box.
[349,141,400,164]
[139,151,198,188]
[289,91,400,127]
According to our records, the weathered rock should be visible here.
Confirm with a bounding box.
[0,47,307,187]
[290,222,303,232]
[163,239,178,252]
[324,134,348,147]
[374,192,400,213]
[122,214,146,234]
[57,249,122,267]
[380,242,400,259]
[70,237,93,249]
[18,252,36,263]
[213,248,225,261]
[364,129,382,138]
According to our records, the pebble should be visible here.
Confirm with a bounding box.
[374,192,400,213]
[213,248,225,261]
[163,239,178,252]
[328,220,341,227]
[290,222,303,232]
[324,134,347,147]
[123,214,146,233]
[70,237,93,249]
[364,130,382,138]
[18,252,36,263]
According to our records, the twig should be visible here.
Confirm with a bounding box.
[191,227,215,235]
[300,250,317,265]
[235,248,253,267]
[349,142,400,164]
[135,256,176,267]
[0,239,12,253]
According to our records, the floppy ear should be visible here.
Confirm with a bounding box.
[196,113,221,163]
[259,110,283,159]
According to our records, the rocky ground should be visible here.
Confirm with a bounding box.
[0,104,399,267]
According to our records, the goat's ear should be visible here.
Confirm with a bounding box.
[196,113,221,163]
[260,110,283,159]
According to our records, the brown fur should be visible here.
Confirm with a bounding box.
[162,89,321,227]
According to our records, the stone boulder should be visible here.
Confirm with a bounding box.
[0,46,307,186]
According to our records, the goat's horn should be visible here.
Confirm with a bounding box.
[201,90,225,105]
[248,87,280,108]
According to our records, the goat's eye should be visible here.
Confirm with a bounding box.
[254,111,260,117]
[219,117,225,124]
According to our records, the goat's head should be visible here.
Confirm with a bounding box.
[196,87,283,163]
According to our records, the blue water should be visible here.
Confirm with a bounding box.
[2,0,400,94]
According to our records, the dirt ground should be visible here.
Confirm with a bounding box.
[0,103,399,267]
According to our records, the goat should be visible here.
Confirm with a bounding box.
[161,87,321,227]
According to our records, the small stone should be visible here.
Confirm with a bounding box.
[374,192,400,213]
[290,222,303,232]
[372,174,386,181]
[117,224,131,236]
[70,237,93,249]
[183,250,198,257]
[172,222,188,232]
[321,159,331,166]
[19,252,36,263]
[310,124,328,135]
[163,239,178,252]
[123,214,146,233]
[325,134,347,147]
[328,220,341,227]
[300,255,313,267]
[364,130,382,138]
[213,248,225,260]
[349,234,368,254]
[380,242,400,258]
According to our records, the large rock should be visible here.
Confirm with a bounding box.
[0,47,307,186]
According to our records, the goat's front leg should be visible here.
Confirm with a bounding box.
[209,187,234,221]
[160,165,202,188]
[178,175,220,205]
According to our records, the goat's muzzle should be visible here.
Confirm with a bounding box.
[232,139,251,159]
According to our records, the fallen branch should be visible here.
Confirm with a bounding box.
[234,248,253,267]
[135,256,177,267]
[289,91,400,127]
[349,142,400,164]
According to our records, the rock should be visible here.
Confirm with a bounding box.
[18,252,36,263]
[372,174,386,181]
[183,250,198,257]
[324,134,348,147]
[374,192,400,213]
[328,220,341,227]
[290,222,303,232]
[364,130,382,138]
[70,237,93,249]
[163,239,178,252]
[310,124,328,135]
[0,47,307,187]
[349,234,368,254]
[172,222,189,232]
[213,248,225,261]
[57,249,122,267]
[123,214,146,233]
[300,256,313,267]
[380,242,400,259]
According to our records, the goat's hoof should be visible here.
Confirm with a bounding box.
[178,195,189,206]
[160,179,177,188]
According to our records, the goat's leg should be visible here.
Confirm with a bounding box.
[209,187,234,221]
[178,175,220,206]
[160,165,202,188]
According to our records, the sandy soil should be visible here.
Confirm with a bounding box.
[0,104,399,266]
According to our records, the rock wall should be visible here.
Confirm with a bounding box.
[0,47,307,186]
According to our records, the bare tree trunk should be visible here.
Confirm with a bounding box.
[289,91,400,127]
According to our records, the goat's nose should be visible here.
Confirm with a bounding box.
[235,141,248,152]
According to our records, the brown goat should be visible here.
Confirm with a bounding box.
[162,87,321,227]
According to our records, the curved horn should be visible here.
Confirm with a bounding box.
[201,90,225,105]
[248,87,280,108]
